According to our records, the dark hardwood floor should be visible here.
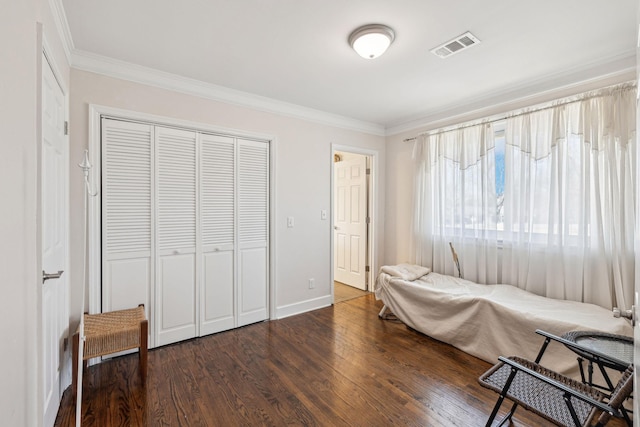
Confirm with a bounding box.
[55,295,627,426]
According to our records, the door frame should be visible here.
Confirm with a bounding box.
[88,105,277,348]
[330,144,379,300]
[39,29,71,425]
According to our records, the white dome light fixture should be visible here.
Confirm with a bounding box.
[349,24,395,59]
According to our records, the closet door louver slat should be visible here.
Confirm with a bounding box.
[104,127,151,254]
[238,144,268,244]
[201,135,234,247]
[157,129,196,251]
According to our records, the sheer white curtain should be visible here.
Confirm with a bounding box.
[412,123,499,284]
[412,83,636,309]
[502,84,636,309]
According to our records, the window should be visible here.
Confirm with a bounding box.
[412,83,636,308]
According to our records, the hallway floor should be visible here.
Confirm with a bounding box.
[334,281,369,303]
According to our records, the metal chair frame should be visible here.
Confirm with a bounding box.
[479,330,634,427]
[481,356,631,427]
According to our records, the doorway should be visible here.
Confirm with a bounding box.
[332,146,375,301]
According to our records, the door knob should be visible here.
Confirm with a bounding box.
[42,270,64,283]
[334,226,339,230]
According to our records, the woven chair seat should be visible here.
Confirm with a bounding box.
[82,305,146,359]
[480,356,605,427]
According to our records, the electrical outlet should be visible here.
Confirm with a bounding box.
[308,278,315,289]
[287,216,294,228]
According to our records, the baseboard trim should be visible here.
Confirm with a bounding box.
[275,295,333,319]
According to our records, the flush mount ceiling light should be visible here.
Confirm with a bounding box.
[349,24,395,59]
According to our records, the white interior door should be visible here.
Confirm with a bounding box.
[334,156,367,290]
[200,133,235,335]
[156,126,198,346]
[41,54,68,427]
[237,139,269,327]
[101,119,153,318]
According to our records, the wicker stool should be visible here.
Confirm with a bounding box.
[72,304,148,394]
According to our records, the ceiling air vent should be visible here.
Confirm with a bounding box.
[430,31,481,58]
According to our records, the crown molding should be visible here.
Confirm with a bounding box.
[70,50,386,136]
[53,0,383,135]
[49,0,635,139]
[385,51,637,136]
[47,0,74,63]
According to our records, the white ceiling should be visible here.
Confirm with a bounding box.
[60,0,637,133]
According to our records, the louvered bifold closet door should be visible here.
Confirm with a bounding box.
[156,126,198,346]
[199,134,236,336]
[237,139,269,327]
[101,119,152,318]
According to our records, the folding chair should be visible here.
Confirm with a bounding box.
[479,356,633,427]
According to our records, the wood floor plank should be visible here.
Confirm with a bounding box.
[55,295,629,426]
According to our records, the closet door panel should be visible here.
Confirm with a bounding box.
[200,134,236,335]
[156,126,197,345]
[237,139,269,327]
[104,256,149,312]
[157,253,196,345]
[201,251,235,335]
[101,119,152,316]
[238,246,267,325]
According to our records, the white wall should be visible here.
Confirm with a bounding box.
[383,131,416,265]
[1,1,70,425]
[0,3,39,424]
[68,69,386,325]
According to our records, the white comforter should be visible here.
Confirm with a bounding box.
[375,271,633,377]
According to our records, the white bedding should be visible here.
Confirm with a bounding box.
[375,271,633,377]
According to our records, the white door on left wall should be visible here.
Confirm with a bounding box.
[42,54,69,427]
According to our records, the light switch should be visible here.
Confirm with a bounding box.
[321,210,327,220]
[287,216,294,228]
